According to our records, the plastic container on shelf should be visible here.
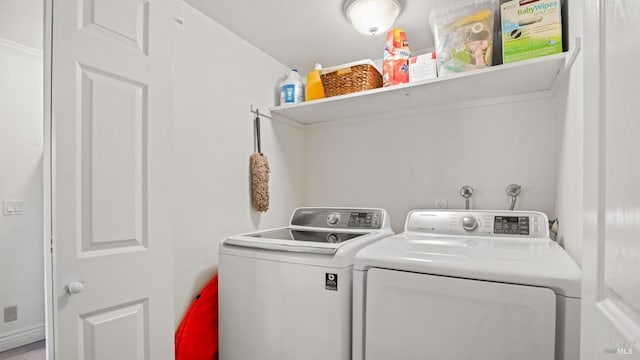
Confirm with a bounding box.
[429,0,499,76]
[280,69,305,105]
[305,63,325,101]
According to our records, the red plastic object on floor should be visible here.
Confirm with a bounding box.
[175,274,219,360]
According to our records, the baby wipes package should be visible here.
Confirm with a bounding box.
[501,0,562,63]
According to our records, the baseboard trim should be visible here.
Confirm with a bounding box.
[0,325,46,353]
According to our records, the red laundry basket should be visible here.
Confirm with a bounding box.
[175,274,219,360]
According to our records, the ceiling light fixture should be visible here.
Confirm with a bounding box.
[343,0,403,36]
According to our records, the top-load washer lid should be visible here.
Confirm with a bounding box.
[248,229,365,243]
[223,207,393,255]
[354,210,582,298]
[225,228,369,255]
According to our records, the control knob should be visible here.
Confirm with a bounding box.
[462,216,478,231]
[327,233,339,243]
[327,212,341,226]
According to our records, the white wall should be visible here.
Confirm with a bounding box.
[0,0,43,51]
[172,3,305,323]
[553,0,584,265]
[0,39,45,350]
[305,100,556,234]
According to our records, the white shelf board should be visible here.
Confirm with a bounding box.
[270,51,572,125]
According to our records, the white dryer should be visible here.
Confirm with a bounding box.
[219,207,393,360]
[352,210,581,360]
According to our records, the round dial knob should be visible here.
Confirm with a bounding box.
[327,233,339,243]
[462,216,478,231]
[327,212,341,226]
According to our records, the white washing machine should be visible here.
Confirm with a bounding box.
[352,209,581,360]
[219,207,393,360]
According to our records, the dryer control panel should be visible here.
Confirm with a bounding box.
[405,210,549,238]
[290,208,385,230]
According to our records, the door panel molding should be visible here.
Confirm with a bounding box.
[76,63,149,256]
[80,298,149,359]
[79,0,150,54]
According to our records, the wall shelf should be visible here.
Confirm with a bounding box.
[270,40,580,125]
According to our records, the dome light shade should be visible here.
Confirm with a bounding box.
[344,0,402,36]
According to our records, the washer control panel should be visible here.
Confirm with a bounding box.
[291,208,384,229]
[405,210,548,238]
[494,215,530,235]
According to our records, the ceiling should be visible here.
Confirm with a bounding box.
[185,0,449,74]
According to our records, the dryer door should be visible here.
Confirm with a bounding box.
[364,268,556,360]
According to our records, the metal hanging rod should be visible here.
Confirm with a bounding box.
[250,104,275,121]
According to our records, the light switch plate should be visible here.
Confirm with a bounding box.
[14,200,23,213]
[3,200,12,215]
[435,199,448,209]
[3,200,24,215]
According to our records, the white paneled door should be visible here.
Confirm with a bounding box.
[582,0,640,358]
[50,0,174,359]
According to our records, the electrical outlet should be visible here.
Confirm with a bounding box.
[435,199,448,209]
[4,306,17,323]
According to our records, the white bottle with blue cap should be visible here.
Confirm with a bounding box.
[280,69,305,105]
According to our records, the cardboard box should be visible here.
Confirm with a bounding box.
[409,52,438,82]
[501,0,563,63]
[383,28,411,87]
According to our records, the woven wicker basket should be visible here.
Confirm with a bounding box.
[320,60,382,97]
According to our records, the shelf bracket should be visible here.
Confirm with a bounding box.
[564,37,582,72]
[250,104,274,121]
[252,104,304,128]
[549,37,582,95]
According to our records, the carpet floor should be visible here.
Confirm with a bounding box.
[0,341,45,360]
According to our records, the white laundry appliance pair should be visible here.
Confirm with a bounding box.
[219,208,581,360]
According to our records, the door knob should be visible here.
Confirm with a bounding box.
[66,281,84,295]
